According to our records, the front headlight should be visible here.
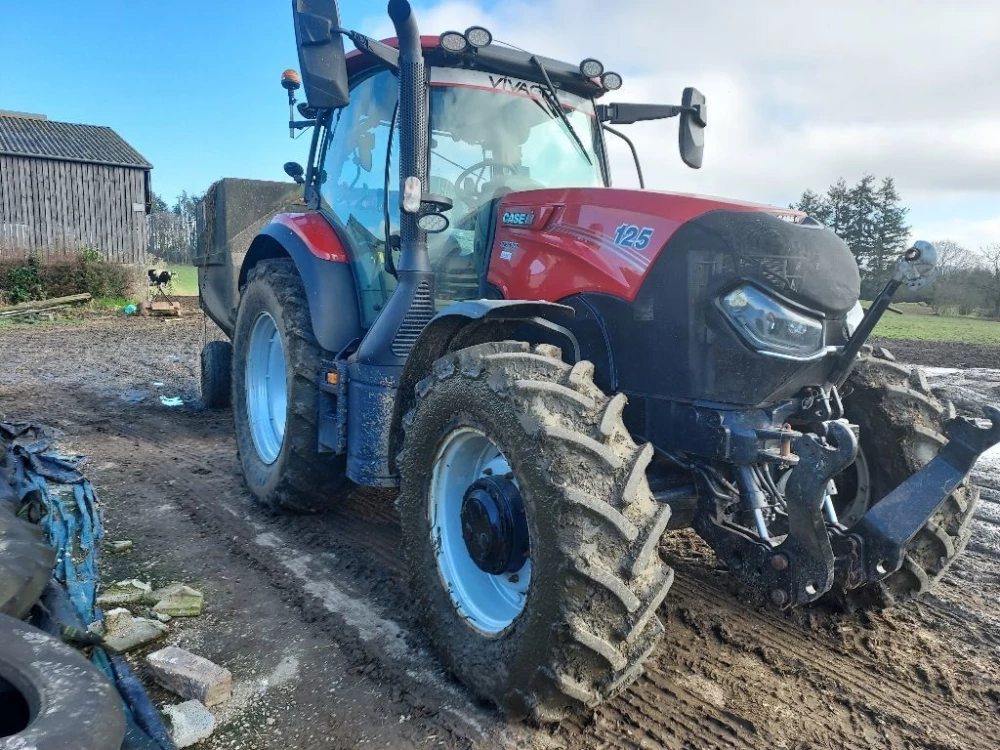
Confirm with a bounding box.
[720,285,825,357]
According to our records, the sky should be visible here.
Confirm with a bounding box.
[2,0,998,251]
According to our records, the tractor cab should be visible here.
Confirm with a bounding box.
[311,42,611,325]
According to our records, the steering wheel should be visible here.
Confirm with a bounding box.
[455,159,505,206]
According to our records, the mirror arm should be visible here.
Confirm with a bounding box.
[597,103,683,125]
[288,120,316,131]
[601,124,644,189]
[335,28,401,71]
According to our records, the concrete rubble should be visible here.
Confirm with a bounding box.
[151,582,204,617]
[163,700,216,748]
[101,607,168,652]
[146,646,232,706]
[96,578,151,607]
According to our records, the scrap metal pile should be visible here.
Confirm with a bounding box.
[0,421,174,750]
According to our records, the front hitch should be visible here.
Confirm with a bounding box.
[834,406,1000,587]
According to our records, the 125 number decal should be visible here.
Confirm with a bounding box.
[613,223,655,250]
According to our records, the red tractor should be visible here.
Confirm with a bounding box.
[197,0,999,720]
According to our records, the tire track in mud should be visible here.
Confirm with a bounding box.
[25,391,1000,750]
[27,395,531,749]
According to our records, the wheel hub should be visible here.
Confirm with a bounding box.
[460,476,529,575]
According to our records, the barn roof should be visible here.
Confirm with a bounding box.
[0,113,152,169]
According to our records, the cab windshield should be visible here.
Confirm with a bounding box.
[427,68,606,212]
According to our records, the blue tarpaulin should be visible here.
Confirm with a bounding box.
[2,421,176,750]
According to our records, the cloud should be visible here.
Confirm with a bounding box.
[366,0,1000,244]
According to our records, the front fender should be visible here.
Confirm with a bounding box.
[388,299,576,471]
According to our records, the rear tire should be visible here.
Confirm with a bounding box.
[200,340,232,409]
[0,614,125,750]
[832,349,979,609]
[232,259,349,512]
[398,341,673,721]
[0,506,54,619]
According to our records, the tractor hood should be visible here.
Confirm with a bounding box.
[488,187,861,316]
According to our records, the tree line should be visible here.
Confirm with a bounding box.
[147,190,202,264]
[792,176,1000,317]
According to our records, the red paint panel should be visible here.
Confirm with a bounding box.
[488,188,803,302]
[271,212,348,263]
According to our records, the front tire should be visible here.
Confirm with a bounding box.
[398,341,673,721]
[232,259,348,512]
[832,350,980,609]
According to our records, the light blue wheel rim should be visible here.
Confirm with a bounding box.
[429,427,531,635]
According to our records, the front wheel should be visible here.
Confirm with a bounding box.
[231,259,348,512]
[397,341,673,721]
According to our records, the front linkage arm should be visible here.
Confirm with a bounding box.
[693,421,859,608]
[833,406,1000,588]
[696,408,1000,609]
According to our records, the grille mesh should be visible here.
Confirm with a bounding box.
[392,281,434,357]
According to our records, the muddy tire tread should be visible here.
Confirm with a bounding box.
[397,341,672,721]
[232,259,348,512]
[837,351,979,609]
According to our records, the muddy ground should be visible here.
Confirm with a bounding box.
[2,313,1000,750]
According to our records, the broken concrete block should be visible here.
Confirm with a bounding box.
[163,700,215,748]
[152,583,204,617]
[106,540,134,554]
[103,608,168,653]
[97,579,151,608]
[147,646,232,706]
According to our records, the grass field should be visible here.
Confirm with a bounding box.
[167,265,199,296]
[872,310,1000,345]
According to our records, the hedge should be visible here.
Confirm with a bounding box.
[0,252,136,305]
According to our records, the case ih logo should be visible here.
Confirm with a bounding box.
[502,210,536,226]
[489,75,547,99]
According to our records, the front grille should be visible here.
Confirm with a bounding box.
[392,281,434,357]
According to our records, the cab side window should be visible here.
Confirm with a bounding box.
[320,71,399,326]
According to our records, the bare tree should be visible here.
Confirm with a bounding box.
[934,240,972,276]
[972,244,1000,319]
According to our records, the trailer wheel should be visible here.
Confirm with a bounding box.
[398,341,673,721]
[0,507,54,619]
[232,259,348,512]
[200,340,232,409]
[0,614,125,750]
[831,350,979,609]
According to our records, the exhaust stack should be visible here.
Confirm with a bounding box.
[348,1,434,486]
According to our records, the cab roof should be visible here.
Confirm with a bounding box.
[346,36,608,100]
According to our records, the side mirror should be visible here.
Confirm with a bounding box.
[679,87,707,169]
[284,161,305,184]
[292,0,350,110]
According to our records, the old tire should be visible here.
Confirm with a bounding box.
[232,259,348,512]
[0,507,54,619]
[200,340,232,409]
[832,350,979,609]
[0,614,125,749]
[398,341,673,721]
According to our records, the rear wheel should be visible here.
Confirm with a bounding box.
[398,341,673,721]
[232,259,348,512]
[831,350,979,609]
[200,340,232,409]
